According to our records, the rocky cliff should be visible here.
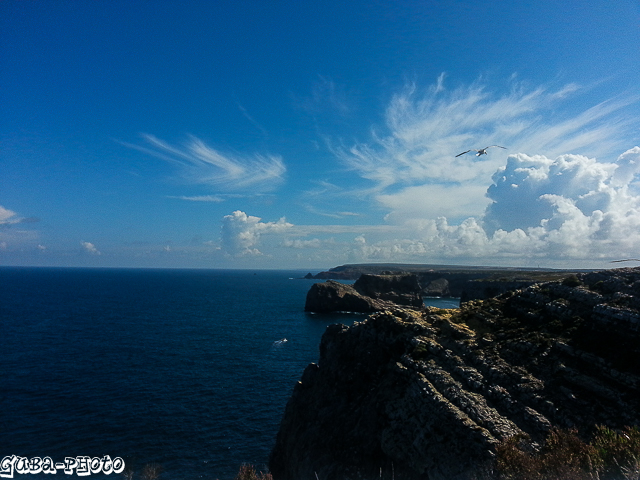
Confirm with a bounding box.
[271,267,640,480]
[311,263,586,299]
[304,273,424,313]
[459,279,538,302]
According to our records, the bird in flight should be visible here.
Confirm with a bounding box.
[455,145,506,157]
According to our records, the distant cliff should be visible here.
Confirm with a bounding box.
[305,273,424,313]
[310,263,585,299]
[271,267,640,480]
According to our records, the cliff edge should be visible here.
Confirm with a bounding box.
[271,268,640,480]
[304,273,424,313]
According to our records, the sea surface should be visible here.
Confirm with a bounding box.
[0,267,459,480]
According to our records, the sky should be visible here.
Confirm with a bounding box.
[1,0,640,270]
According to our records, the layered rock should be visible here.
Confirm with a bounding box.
[304,273,424,313]
[271,267,640,480]
[423,277,450,297]
[460,279,537,302]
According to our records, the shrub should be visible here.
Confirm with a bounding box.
[495,428,597,480]
[233,464,273,480]
[592,425,640,479]
[562,275,582,287]
[494,426,640,480]
[120,463,161,480]
[141,463,162,480]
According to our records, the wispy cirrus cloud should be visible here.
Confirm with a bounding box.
[293,75,352,116]
[232,77,640,268]
[167,195,227,202]
[125,134,286,193]
[333,76,638,223]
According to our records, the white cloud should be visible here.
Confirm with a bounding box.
[282,238,322,249]
[484,152,619,234]
[379,184,490,222]
[220,210,293,256]
[0,206,40,251]
[126,134,286,192]
[234,145,640,267]
[168,195,227,202]
[81,241,101,255]
[0,205,19,224]
[339,148,640,265]
[333,76,638,226]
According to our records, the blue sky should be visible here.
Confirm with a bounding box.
[1,0,640,269]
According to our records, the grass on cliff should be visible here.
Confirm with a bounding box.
[121,427,639,480]
[230,464,273,480]
[121,463,272,480]
[494,426,640,480]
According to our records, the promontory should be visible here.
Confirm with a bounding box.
[271,267,640,479]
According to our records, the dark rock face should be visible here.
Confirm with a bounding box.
[353,273,423,307]
[271,268,640,480]
[304,274,424,313]
[423,277,450,297]
[304,280,379,313]
[460,279,537,302]
[312,263,590,298]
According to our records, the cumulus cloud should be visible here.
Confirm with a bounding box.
[220,210,292,256]
[0,205,19,225]
[199,77,640,268]
[484,152,620,234]
[127,134,286,192]
[243,145,640,266]
[334,76,638,225]
[337,148,640,265]
[484,149,640,250]
[81,241,101,255]
[0,206,41,251]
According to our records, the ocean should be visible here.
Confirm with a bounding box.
[0,267,458,480]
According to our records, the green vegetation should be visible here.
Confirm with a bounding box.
[494,426,640,480]
[121,463,162,480]
[122,428,640,480]
[121,462,272,480]
[231,464,273,480]
[562,274,583,287]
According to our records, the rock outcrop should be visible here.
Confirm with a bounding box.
[422,277,450,297]
[304,273,424,313]
[459,279,537,302]
[311,263,587,299]
[271,267,640,480]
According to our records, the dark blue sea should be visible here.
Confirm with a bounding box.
[0,268,458,480]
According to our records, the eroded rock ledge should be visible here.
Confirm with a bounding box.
[304,273,424,313]
[271,268,640,480]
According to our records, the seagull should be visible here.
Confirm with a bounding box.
[455,145,506,157]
